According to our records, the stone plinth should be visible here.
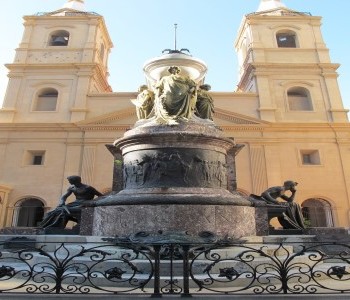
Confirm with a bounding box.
[305,227,350,241]
[0,227,44,235]
[80,207,95,235]
[94,188,250,206]
[92,204,257,238]
[96,117,251,207]
[254,206,269,236]
[88,117,256,238]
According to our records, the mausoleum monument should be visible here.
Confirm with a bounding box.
[87,48,260,238]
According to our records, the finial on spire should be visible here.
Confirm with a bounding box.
[162,24,191,55]
[174,23,178,51]
[63,0,86,11]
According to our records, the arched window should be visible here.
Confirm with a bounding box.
[287,87,313,111]
[13,198,45,227]
[49,30,70,46]
[276,30,298,48]
[33,88,58,111]
[302,198,334,227]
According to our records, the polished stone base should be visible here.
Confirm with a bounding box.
[254,206,269,236]
[94,188,252,206]
[304,227,350,242]
[43,227,80,235]
[91,204,257,238]
[0,227,44,235]
[269,229,304,235]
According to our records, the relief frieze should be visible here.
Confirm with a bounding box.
[122,150,228,189]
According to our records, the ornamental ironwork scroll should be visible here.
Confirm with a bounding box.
[0,235,350,295]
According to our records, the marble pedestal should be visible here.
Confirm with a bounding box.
[90,204,257,238]
[86,118,262,238]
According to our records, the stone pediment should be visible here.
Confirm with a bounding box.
[77,107,268,128]
[75,108,134,130]
[214,108,268,125]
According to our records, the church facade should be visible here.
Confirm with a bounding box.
[0,0,349,230]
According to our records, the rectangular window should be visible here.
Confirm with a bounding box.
[23,150,46,166]
[300,150,320,165]
[33,155,43,165]
[302,154,312,164]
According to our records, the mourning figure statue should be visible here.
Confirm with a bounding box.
[40,176,103,229]
[131,84,155,120]
[259,180,306,230]
[154,66,197,124]
[196,84,214,120]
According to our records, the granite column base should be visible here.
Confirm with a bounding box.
[90,204,259,238]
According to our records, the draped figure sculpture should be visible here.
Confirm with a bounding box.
[131,85,155,120]
[196,84,214,120]
[259,180,306,230]
[154,66,197,124]
[40,175,102,229]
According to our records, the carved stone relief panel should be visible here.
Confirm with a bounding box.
[122,148,228,189]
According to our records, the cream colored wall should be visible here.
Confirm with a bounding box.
[16,18,92,64]
[231,124,350,227]
[1,102,350,228]
[235,11,349,124]
[8,76,75,123]
[0,8,350,229]
[1,12,113,124]
[86,93,137,119]
[0,126,116,226]
[246,16,327,57]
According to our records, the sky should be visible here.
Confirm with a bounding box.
[0,0,350,112]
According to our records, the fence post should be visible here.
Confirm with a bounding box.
[182,244,191,297]
[152,244,161,297]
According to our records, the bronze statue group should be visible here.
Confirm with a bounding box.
[131,66,214,125]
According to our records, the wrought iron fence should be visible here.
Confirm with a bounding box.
[0,233,349,296]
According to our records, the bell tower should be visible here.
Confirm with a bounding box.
[234,0,348,122]
[0,0,113,123]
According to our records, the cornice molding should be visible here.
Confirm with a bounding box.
[269,24,301,30]
[78,125,131,131]
[279,80,314,87]
[1,122,350,134]
[45,25,76,29]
